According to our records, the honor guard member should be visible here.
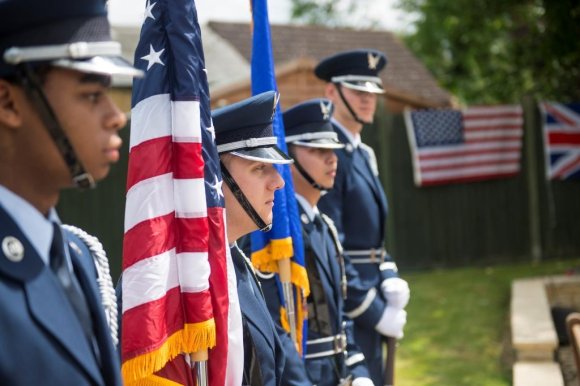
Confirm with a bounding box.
[315,50,410,385]
[0,0,143,385]
[259,99,376,386]
[213,91,310,386]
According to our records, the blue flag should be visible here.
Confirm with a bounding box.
[248,0,309,354]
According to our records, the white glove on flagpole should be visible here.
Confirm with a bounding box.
[380,277,410,309]
[375,307,407,339]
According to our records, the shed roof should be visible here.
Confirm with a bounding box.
[208,21,453,107]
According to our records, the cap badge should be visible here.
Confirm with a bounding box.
[368,52,380,70]
[2,236,24,262]
[320,100,332,120]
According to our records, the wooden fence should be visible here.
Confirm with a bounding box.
[57,96,580,278]
[363,96,580,270]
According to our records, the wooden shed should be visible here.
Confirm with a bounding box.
[208,22,454,111]
[112,22,454,113]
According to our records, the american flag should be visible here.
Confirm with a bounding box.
[121,0,242,385]
[404,105,524,187]
[541,102,580,180]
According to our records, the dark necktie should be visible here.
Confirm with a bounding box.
[50,223,95,345]
[313,213,325,232]
[312,213,331,263]
[358,147,375,176]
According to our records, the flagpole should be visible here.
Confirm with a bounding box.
[278,258,297,346]
[383,337,396,386]
[190,350,208,386]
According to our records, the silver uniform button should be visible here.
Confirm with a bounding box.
[345,143,354,153]
[300,213,309,224]
[2,236,24,262]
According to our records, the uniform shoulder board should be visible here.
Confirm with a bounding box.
[320,213,343,255]
[359,142,379,176]
[62,225,118,347]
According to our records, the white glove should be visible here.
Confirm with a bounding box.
[375,307,407,339]
[380,277,410,309]
[352,377,374,386]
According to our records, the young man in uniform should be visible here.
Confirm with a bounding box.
[259,98,376,386]
[213,91,309,386]
[315,49,410,385]
[0,0,142,385]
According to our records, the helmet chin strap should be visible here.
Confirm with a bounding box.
[18,64,95,189]
[288,149,331,192]
[220,160,272,232]
[334,83,372,125]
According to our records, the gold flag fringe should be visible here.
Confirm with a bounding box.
[127,374,183,386]
[251,237,294,272]
[122,319,216,385]
[251,238,310,295]
[279,288,308,356]
[291,261,310,296]
[252,237,310,354]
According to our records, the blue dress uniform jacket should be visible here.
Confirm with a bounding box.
[0,205,122,386]
[231,245,291,386]
[318,122,399,384]
[260,201,370,386]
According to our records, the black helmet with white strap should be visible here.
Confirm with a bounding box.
[283,98,344,191]
[0,0,143,189]
[314,49,387,124]
[213,91,292,231]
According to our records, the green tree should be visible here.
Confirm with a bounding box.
[397,0,580,104]
[290,0,358,27]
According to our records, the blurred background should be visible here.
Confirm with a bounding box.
[58,1,580,385]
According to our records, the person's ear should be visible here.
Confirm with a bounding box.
[0,79,23,129]
[324,83,335,99]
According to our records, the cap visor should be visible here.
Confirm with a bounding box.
[52,56,144,77]
[292,138,345,149]
[341,80,385,94]
[230,145,294,164]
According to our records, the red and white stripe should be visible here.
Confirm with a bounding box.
[123,93,243,385]
[122,93,213,364]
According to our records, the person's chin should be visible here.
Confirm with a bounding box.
[92,165,111,182]
[321,177,335,188]
[263,212,273,224]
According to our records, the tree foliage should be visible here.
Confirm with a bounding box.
[290,0,358,27]
[397,0,580,104]
[290,0,580,104]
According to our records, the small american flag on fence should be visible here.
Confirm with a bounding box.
[404,105,524,187]
[540,102,580,180]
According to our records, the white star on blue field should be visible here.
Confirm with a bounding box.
[141,44,165,71]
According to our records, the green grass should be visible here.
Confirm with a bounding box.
[396,258,580,386]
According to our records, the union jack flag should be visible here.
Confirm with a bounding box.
[541,102,580,180]
[120,0,242,384]
[405,105,523,187]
